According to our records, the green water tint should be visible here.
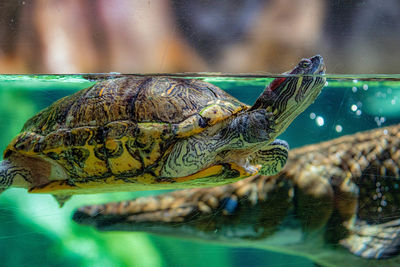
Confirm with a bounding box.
[1,73,400,105]
[1,73,399,148]
[0,74,400,266]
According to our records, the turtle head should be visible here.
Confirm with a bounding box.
[251,55,326,138]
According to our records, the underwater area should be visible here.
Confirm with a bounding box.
[0,0,399,266]
[0,74,400,266]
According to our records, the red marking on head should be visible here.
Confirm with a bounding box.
[269,77,286,91]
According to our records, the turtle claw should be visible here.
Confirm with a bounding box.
[52,194,72,207]
[236,158,260,176]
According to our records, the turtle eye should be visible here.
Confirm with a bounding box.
[299,60,311,68]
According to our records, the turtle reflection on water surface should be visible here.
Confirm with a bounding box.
[0,55,325,206]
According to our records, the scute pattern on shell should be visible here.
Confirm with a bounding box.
[22,77,243,134]
[5,77,247,184]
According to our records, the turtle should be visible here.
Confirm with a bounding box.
[0,55,325,206]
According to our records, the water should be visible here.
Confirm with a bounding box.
[0,74,400,266]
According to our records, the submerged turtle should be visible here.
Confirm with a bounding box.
[0,55,325,206]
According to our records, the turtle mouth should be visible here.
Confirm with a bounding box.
[310,55,325,75]
[318,64,326,75]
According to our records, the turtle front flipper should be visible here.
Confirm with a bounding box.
[161,109,274,178]
[251,139,289,176]
[340,219,400,259]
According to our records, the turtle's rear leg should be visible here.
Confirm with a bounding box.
[250,139,289,176]
[1,158,72,207]
[0,160,32,192]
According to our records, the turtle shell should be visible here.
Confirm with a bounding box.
[4,77,248,193]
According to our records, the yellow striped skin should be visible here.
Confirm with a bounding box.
[28,162,258,195]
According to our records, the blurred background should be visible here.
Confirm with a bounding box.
[0,0,400,267]
[0,0,399,74]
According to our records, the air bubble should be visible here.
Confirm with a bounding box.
[356,110,362,116]
[316,116,324,126]
[352,87,357,93]
[351,104,357,112]
[335,125,343,133]
[309,112,316,119]
[363,84,368,90]
[392,99,396,105]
